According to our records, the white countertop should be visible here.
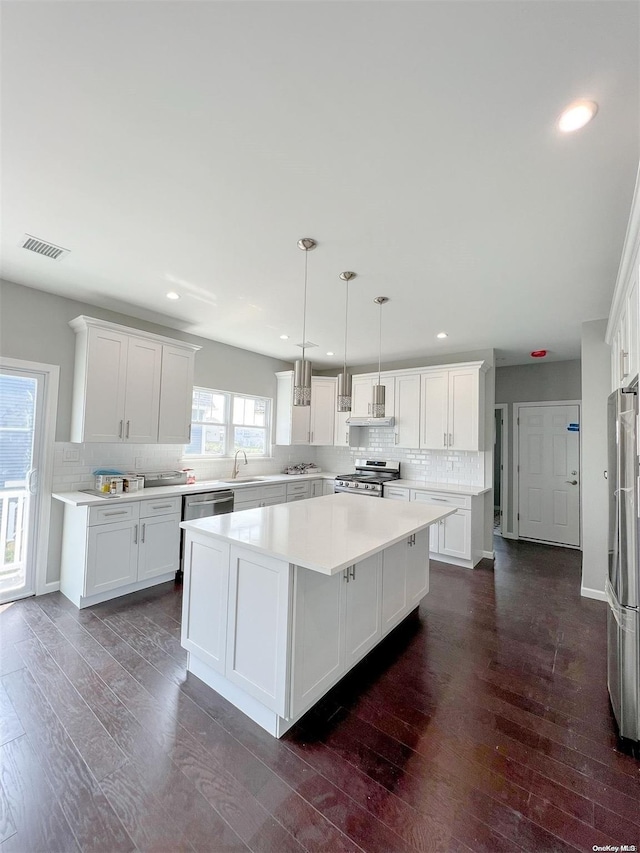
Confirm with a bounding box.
[385,480,490,496]
[53,471,336,507]
[180,492,455,575]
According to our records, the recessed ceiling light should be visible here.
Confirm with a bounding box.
[436,332,448,339]
[326,351,334,356]
[166,291,180,300]
[558,100,598,133]
[279,334,289,340]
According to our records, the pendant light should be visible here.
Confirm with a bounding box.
[372,296,389,417]
[337,271,356,412]
[293,237,317,406]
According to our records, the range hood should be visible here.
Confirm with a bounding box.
[346,416,395,427]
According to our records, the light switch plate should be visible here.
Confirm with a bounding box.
[63,448,80,462]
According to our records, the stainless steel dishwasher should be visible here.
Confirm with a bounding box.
[178,489,234,578]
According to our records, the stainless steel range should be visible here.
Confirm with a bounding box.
[334,459,400,497]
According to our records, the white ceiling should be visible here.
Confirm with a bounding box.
[1,1,638,368]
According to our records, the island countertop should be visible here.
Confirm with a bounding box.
[181,491,454,575]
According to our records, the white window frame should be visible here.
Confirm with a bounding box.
[183,386,272,459]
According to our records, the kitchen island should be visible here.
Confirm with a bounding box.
[180,492,454,736]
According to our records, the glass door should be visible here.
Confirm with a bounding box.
[0,367,45,602]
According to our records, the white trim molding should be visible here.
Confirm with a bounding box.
[0,356,60,598]
[581,586,607,602]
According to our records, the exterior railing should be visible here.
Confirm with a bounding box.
[0,489,28,583]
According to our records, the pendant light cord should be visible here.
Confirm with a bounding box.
[378,299,382,383]
[343,279,349,373]
[301,249,308,363]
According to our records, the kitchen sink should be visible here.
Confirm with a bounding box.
[221,476,268,484]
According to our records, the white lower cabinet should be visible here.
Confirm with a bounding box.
[233,484,287,511]
[310,479,324,498]
[409,489,481,567]
[61,496,181,607]
[181,526,431,736]
[381,529,429,633]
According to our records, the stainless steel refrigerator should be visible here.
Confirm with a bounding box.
[607,382,640,742]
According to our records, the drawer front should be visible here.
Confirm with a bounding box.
[88,502,139,526]
[384,486,410,501]
[410,490,472,510]
[233,484,286,502]
[287,494,308,502]
[286,481,311,497]
[139,496,182,518]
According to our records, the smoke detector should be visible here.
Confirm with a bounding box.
[21,234,70,260]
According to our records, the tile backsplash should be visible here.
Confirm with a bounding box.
[316,427,485,486]
[52,442,314,492]
[52,428,484,493]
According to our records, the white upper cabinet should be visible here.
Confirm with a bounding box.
[275,371,311,445]
[351,375,395,419]
[394,373,421,448]
[69,316,199,444]
[158,345,196,444]
[275,372,336,446]
[309,378,336,446]
[421,365,484,451]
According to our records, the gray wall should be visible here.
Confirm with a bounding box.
[495,359,582,534]
[0,278,292,442]
[580,320,610,597]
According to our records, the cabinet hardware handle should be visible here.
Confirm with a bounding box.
[152,504,173,509]
[443,432,447,447]
[343,568,349,582]
[141,523,146,542]
[431,497,448,502]
[449,433,453,447]
[134,524,138,544]
[188,425,192,441]
[119,420,123,439]
[126,420,130,439]
[350,565,356,580]
[368,403,371,414]
[104,510,128,516]
[311,431,314,444]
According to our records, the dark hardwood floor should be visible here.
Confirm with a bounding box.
[1,537,639,853]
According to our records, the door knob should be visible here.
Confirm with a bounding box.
[565,480,578,485]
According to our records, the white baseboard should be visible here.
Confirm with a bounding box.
[482,550,495,560]
[501,532,518,540]
[581,586,607,602]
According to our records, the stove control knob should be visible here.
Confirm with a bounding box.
[349,482,357,488]
[364,484,370,490]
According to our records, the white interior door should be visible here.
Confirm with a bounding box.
[518,404,580,546]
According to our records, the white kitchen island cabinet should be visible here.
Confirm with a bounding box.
[180,493,453,737]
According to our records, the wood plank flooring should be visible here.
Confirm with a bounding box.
[1,536,639,853]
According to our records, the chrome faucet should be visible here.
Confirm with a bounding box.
[231,449,248,479]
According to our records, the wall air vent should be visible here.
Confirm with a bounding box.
[21,234,70,260]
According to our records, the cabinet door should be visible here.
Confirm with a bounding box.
[351,377,374,417]
[310,378,336,445]
[381,539,408,633]
[123,337,162,443]
[137,513,181,581]
[420,372,448,450]
[82,327,129,442]
[158,345,195,444]
[448,368,480,451]
[323,479,336,496]
[439,510,471,560]
[344,554,381,669]
[181,534,230,674]
[429,522,439,553]
[310,479,324,498]
[406,529,429,607]
[233,499,262,511]
[628,277,639,382]
[226,547,291,716]
[334,411,350,447]
[291,405,311,444]
[291,567,345,718]
[395,373,421,449]
[86,519,138,596]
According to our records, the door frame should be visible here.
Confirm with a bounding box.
[513,400,581,545]
[0,357,59,598]
[494,404,508,537]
